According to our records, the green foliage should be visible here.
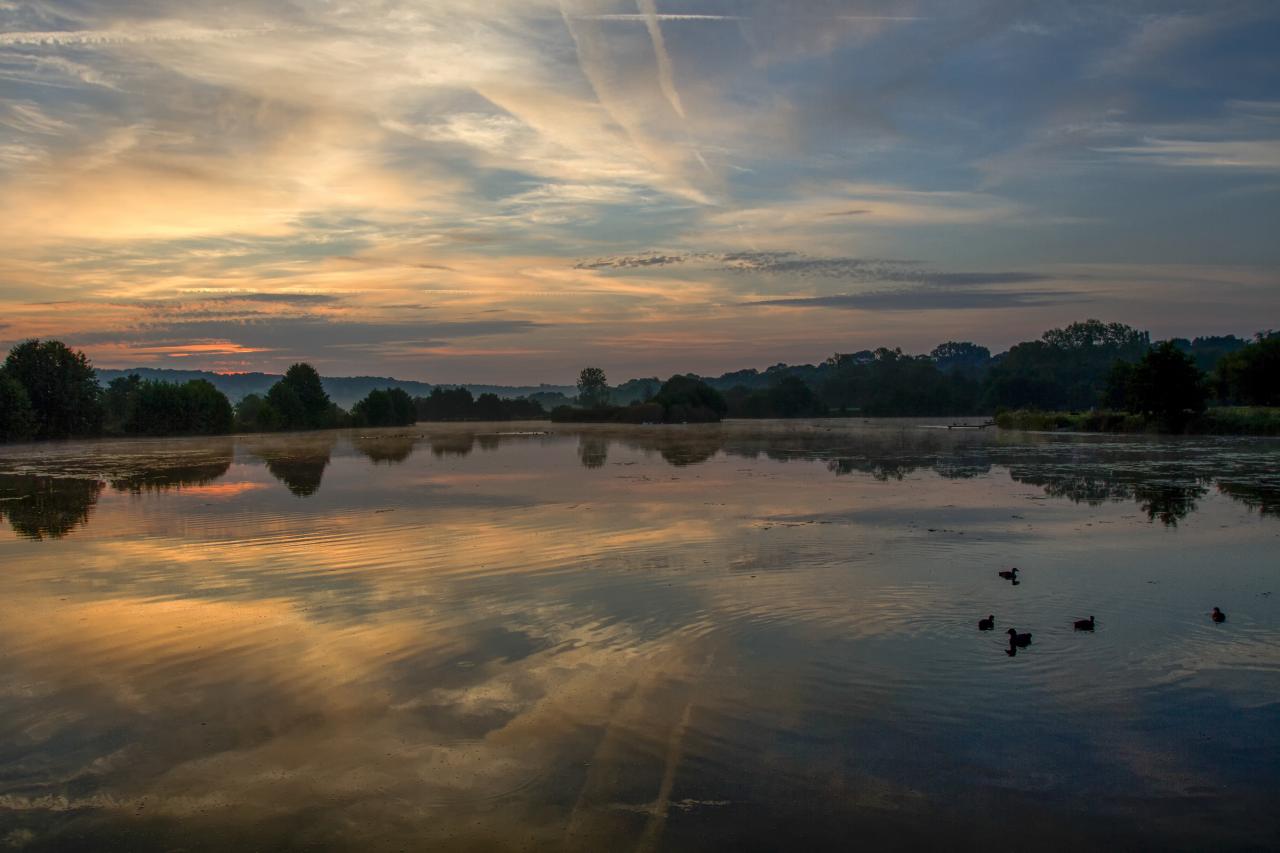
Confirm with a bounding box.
[413,387,545,421]
[353,387,416,427]
[102,374,141,435]
[1215,332,1280,406]
[822,348,979,415]
[652,374,727,422]
[234,393,278,432]
[1170,335,1250,374]
[266,382,306,429]
[726,375,827,418]
[0,373,36,442]
[576,366,610,408]
[1120,341,1207,424]
[279,363,333,429]
[102,374,233,436]
[550,375,725,423]
[984,320,1149,411]
[3,339,103,439]
[1041,319,1149,351]
[230,365,349,434]
[180,380,235,435]
[996,407,1280,436]
[930,341,991,374]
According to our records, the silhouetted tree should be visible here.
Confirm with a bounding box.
[1215,332,1280,406]
[653,374,727,422]
[3,339,103,438]
[0,373,35,442]
[727,376,827,418]
[576,366,610,408]
[182,380,235,434]
[822,348,978,415]
[234,393,278,432]
[102,374,142,435]
[930,341,991,374]
[353,387,416,426]
[984,320,1150,411]
[280,363,332,429]
[413,388,545,421]
[266,382,306,430]
[1117,341,1208,424]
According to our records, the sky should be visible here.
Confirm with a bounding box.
[0,0,1277,384]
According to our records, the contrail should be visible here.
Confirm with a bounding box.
[637,0,685,119]
[575,14,925,22]
[0,26,276,46]
[575,14,741,21]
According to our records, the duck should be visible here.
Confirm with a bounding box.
[1073,616,1095,631]
[1211,607,1226,623]
[1006,628,1032,647]
[978,614,995,631]
[998,567,1019,581]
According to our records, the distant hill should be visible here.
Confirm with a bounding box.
[95,367,574,409]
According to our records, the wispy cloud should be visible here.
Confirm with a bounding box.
[0,0,1275,379]
[1095,139,1280,171]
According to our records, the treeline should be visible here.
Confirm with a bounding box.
[548,321,1277,427]
[5,321,1277,442]
[414,387,545,421]
[0,338,555,443]
[552,373,728,423]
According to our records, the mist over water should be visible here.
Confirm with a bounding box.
[1,420,1277,851]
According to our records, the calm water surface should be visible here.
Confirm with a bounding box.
[1,420,1277,851]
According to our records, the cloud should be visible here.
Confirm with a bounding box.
[747,286,1081,311]
[199,292,344,305]
[1094,139,1280,171]
[0,0,1277,378]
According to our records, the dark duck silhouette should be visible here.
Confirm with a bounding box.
[1006,628,1032,647]
[978,615,995,631]
[1211,607,1226,623]
[998,567,1019,581]
[1073,616,1095,631]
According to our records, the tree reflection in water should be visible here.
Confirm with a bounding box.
[352,433,417,465]
[577,435,608,469]
[109,452,233,494]
[2,425,1276,533]
[0,475,103,540]
[244,434,336,497]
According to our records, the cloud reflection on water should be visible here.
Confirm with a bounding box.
[0,422,1277,850]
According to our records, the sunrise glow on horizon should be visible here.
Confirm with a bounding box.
[1,1,1277,383]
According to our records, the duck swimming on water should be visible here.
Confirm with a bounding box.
[1073,616,1095,631]
[1007,628,1032,647]
[998,567,1019,581]
[1212,607,1226,623]
[978,615,995,631]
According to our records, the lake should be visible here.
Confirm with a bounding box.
[1,420,1277,851]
